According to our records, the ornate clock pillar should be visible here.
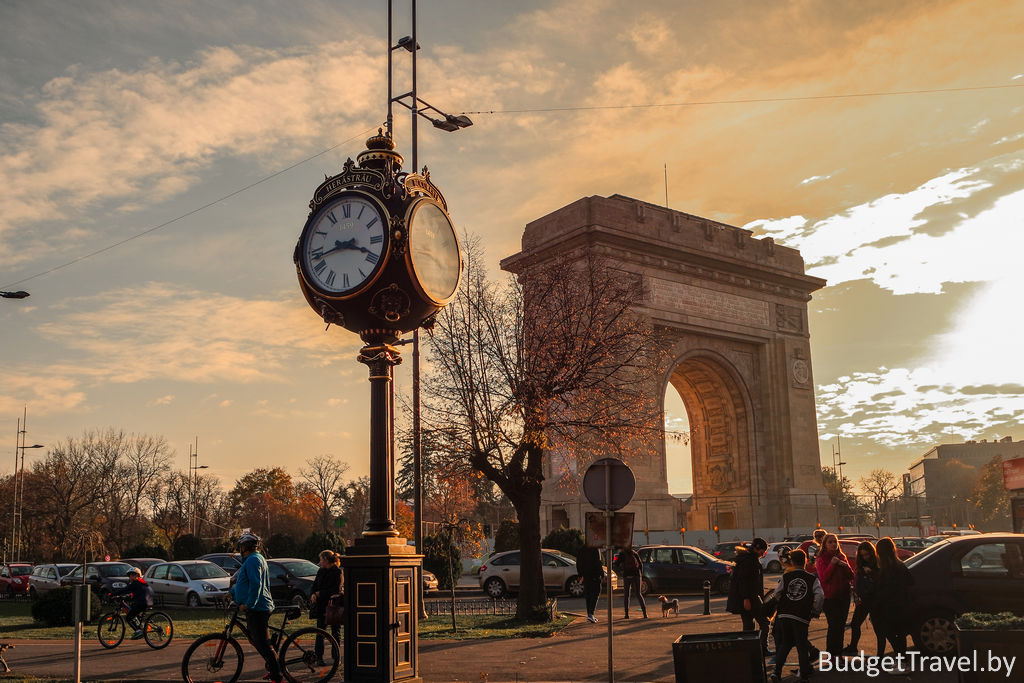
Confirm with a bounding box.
[293,130,461,683]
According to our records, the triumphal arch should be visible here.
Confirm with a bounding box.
[500,194,828,534]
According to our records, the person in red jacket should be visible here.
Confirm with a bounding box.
[815,533,854,660]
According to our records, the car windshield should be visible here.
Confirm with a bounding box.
[186,563,229,579]
[904,538,950,568]
[280,560,318,577]
[10,566,32,576]
[97,563,133,578]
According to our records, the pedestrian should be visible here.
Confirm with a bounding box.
[309,549,343,666]
[111,567,154,640]
[815,532,854,660]
[768,549,823,683]
[844,541,884,656]
[873,537,913,658]
[229,532,281,683]
[576,544,604,623]
[727,537,772,655]
[619,546,647,619]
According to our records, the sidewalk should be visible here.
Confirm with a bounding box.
[3,606,959,682]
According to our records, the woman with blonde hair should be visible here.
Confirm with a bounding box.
[310,549,343,666]
[815,533,854,659]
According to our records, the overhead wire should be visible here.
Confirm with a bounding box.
[1,126,380,290]
[5,82,1022,289]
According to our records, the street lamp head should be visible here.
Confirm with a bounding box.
[1,290,30,299]
[20,444,44,449]
[395,36,420,52]
[430,116,460,132]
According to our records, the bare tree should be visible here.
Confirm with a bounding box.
[421,238,662,618]
[859,468,903,524]
[338,476,371,543]
[149,471,191,551]
[299,455,350,534]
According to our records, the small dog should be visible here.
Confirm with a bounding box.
[657,595,679,616]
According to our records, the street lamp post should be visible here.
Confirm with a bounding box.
[12,408,44,562]
[188,438,209,538]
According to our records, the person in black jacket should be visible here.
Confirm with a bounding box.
[112,567,154,639]
[768,549,823,683]
[619,546,647,619]
[845,541,883,655]
[873,537,913,658]
[576,544,604,623]
[309,550,342,666]
[727,537,771,655]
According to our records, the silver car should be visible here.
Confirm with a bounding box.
[145,560,231,607]
[478,549,617,598]
[28,563,77,598]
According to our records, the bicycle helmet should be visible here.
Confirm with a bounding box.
[237,532,261,547]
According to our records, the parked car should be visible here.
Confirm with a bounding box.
[197,553,243,575]
[633,545,733,596]
[891,537,933,554]
[711,542,740,562]
[145,560,231,607]
[760,542,796,573]
[0,563,33,597]
[422,570,439,594]
[266,558,319,609]
[904,533,1024,655]
[28,563,78,598]
[59,562,135,595]
[121,557,166,574]
[478,548,616,599]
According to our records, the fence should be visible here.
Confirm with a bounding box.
[424,596,517,616]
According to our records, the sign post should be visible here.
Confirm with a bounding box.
[583,458,636,683]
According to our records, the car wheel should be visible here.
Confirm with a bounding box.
[914,613,957,655]
[186,592,201,608]
[767,560,782,573]
[29,587,38,600]
[639,578,652,596]
[567,576,585,598]
[291,592,309,610]
[483,577,506,599]
[715,576,731,595]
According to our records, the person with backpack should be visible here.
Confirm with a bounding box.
[768,548,823,683]
[618,546,647,619]
[727,537,771,655]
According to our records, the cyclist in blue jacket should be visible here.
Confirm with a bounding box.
[230,533,280,682]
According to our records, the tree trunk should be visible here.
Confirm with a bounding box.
[511,487,547,620]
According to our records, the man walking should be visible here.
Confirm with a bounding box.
[230,532,281,683]
[728,537,771,655]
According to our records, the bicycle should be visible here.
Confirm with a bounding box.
[97,596,174,650]
[181,603,339,683]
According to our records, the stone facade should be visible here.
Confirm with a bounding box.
[501,194,829,535]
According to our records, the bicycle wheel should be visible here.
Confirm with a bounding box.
[279,627,339,683]
[97,612,125,649]
[181,633,244,683]
[143,611,174,649]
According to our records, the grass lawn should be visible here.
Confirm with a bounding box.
[0,600,572,642]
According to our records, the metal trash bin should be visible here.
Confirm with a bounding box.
[672,630,766,683]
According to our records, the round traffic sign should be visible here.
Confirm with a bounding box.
[582,458,635,511]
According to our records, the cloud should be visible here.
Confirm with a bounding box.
[149,394,175,406]
[32,283,360,385]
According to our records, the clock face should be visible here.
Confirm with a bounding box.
[408,201,462,303]
[300,193,388,296]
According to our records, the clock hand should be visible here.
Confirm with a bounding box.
[314,239,357,259]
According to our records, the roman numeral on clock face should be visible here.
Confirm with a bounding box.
[370,234,383,244]
[343,203,351,218]
[365,252,379,264]
[311,246,324,259]
[327,211,338,225]
[325,270,336,287]
[313,260,327,275]
[343,273,350,288]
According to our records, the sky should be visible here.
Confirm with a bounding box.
[1,0,1022,497]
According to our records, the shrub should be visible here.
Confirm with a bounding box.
[265,533,299,558]
[32,587,101,626]
[541,527,584,558]
[121,543,168,560]
[172,534,207,560]
[957,612,1024,630]
[300,531,347,562]
[423,531,461,590]
[494,520,520,553]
